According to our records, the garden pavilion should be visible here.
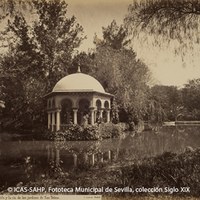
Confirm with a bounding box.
[45,67,113,131]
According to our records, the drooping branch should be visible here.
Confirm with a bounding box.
[125,0,200,42]
[124,0,200,56]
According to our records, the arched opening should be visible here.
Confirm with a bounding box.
[78,99,90,125]
[96,99,102,110]
[61,99,73,125]
[104,101,109,109]
[104,101,110,122]
[96,99,102,123]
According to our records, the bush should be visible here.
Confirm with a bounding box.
[99,123,123,138]
[45,123,125,141]
[120,148,200,196]
[46,124,99,141]
[83,125,100,140]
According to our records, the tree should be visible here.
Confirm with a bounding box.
[149,85,182,121]
[183,79,200,111]
[125,0,200,54]
[126,0,200,39]
[33,0,85,91]
[1,14,43,129]
[101,20,130,49]
[0,0,84,129]
[0,0,33,22]
[69,52,95,74]
[91,22,151,124]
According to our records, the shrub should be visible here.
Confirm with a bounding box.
[120,149,200,196]
[46,124,99,141]
[99,123,123,138]
[82,125,100,140]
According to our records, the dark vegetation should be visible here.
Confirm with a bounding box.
[45,123,124,141]
[8,148,200,197]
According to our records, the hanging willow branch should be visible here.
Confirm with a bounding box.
[125,0,200,51]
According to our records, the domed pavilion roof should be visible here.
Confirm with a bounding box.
[53,72,105,93]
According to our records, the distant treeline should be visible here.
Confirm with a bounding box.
[148,80,200,122]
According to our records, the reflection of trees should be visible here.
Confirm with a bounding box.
[47,127,195,173]
[25,127,200,180]
[8,127,200,184]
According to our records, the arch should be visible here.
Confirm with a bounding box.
[96,99,102,110]
[61,99,73,124]
[104,101,109,109]
[78,98,90,125]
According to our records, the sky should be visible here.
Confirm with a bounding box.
[65,0,200,87]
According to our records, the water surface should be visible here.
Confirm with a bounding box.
[0,125,200,191]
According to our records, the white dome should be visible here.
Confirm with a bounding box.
[53,73,105,93]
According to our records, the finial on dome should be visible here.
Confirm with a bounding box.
[77,64,81,73]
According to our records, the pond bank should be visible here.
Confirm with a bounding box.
[15,148,200,197]
[175,121,200,125]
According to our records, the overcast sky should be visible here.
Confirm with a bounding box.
[64,0,200,87]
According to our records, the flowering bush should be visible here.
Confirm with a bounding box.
[47,124,99,141]
[99,122,123,138]
[83,125,99,140]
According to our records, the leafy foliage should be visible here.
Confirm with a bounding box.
[182,79,200,111]
[33,0,85,91]
[125,0,200,42]
[148,85,182,121]
[121,148,200,196]
[47,123,124,141]
[99,123,123,138]
[91,22,151,124]
[0,0,84,129]
[47,124,100,141]
[101,20,130,49]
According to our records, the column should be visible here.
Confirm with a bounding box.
[48,112,51,129]
[52,112,55,131]
[90,108,95,125]
[56,110,61,131]
[106,110,111,123]
[91,153,95,166]
[94,110,97,123]
[73,153,78,167]
[73,108,78,124]
[100,109,103,118]
[108,150,111,161]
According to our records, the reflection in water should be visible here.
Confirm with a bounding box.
[0,125,200,191]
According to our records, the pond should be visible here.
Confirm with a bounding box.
[0,125,200,191]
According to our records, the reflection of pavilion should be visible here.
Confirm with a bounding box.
[45,67,113,131]
[47,146,113,168]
